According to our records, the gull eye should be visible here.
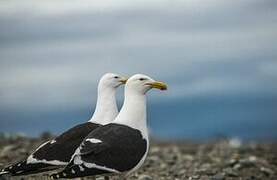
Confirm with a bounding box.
[139,78,146,81]
[114,76,119,79]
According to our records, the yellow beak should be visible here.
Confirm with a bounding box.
[146,81,167,90]
[119,77,128,84]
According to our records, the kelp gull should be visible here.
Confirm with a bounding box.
[0,73,127,176]
[50,74,167,179]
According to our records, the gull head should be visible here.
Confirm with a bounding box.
[99,73,128,89]
[126,74,167,95]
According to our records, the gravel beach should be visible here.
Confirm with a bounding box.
[0,134,276,180]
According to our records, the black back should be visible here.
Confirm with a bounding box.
[33,122,101,163]
[78,123,147,172]
[1,122,101,176]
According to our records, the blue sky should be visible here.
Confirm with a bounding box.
[0,0,277,140]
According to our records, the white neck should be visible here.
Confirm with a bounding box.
[114,90,148,139]
[88,86,118,125]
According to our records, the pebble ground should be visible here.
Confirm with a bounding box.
[0,134,276,180]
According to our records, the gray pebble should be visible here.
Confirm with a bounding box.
[138,174,153,180]
[211,173,225,180]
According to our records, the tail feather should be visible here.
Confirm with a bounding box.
[50,164,108,179]
[0,170,9,176]
[1,160,26,176]
[50,172,66,179]
[1,160,57,176]
[50,167,77,179]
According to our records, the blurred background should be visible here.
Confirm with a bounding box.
[0,0,276,141]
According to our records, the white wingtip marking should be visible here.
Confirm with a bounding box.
[27,154,67,165]
[0,171,9,175]
[79,165,84,172]
[83,162,119,173]
[85,138,102,143]
[17,163,21,166]
[73,155,83,165]
[50,140,56,144]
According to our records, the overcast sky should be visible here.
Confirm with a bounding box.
[0,0,277,137]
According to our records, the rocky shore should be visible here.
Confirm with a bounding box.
[0,133,276,180]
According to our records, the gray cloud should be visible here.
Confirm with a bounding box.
[0,0,277,113]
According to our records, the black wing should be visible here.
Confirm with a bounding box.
[1,122,101,176]
[32,122,101,163]
[76,123,147,172]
